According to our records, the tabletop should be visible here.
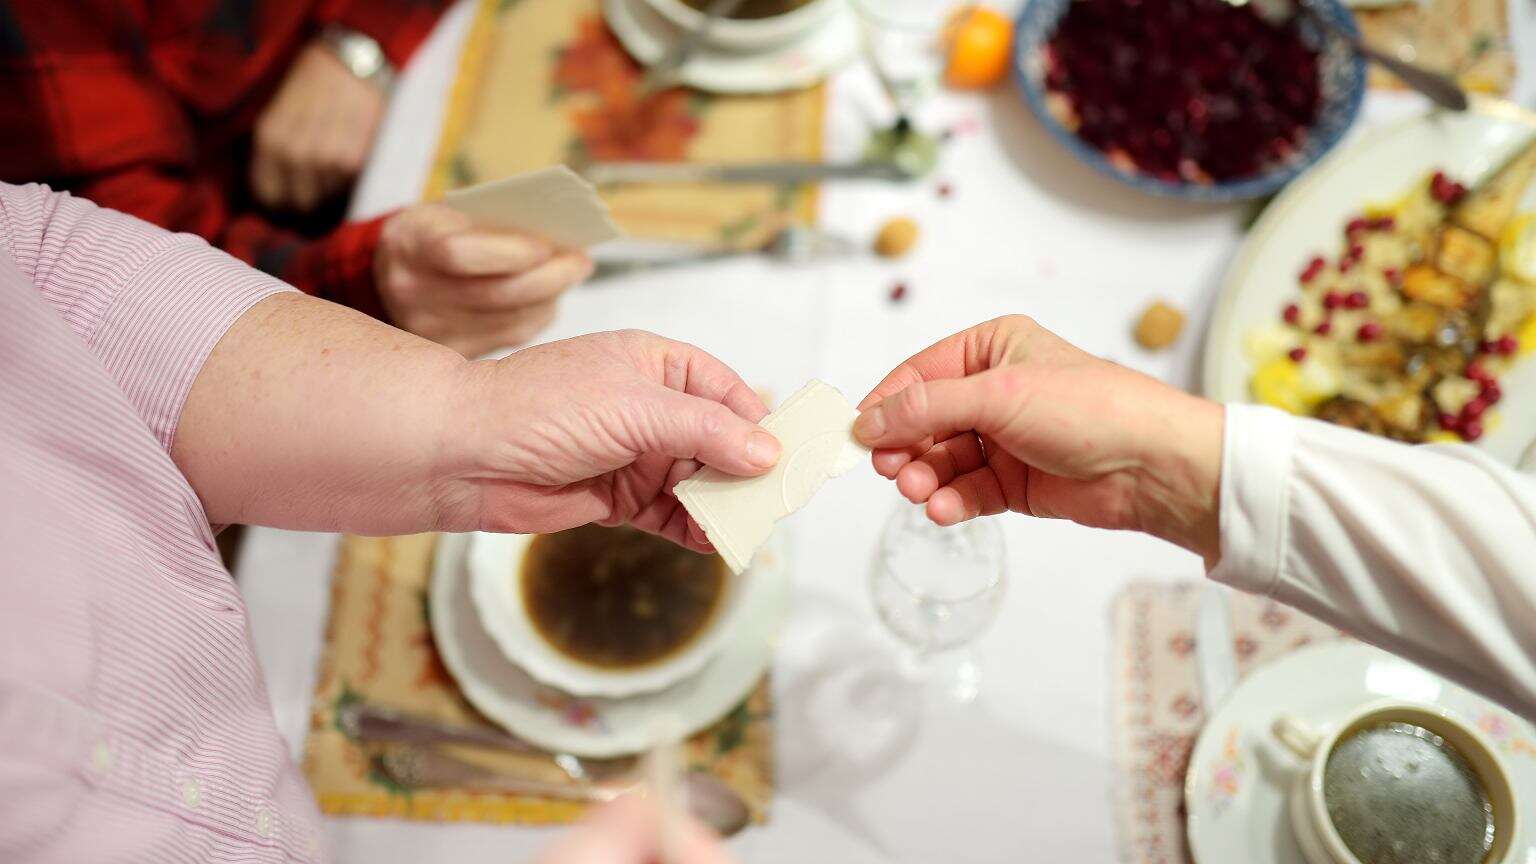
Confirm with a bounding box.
[236,2,1536,861]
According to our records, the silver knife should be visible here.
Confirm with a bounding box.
[582,159,917,186]
[1195,583,1239,713]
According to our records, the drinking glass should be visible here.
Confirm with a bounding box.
[851,0,951,114]
[869,502,1007,703]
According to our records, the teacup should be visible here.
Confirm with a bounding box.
[1272,700,1520,864]
[644,0,837,50]
[467,530,755,699]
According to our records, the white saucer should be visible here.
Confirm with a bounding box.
[1185,642,1536,863]
[429,531,788,757]
[603,0,859,94]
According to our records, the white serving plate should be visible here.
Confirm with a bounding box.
[1185,642,1536,864]
[1203,105,1536,466]
[468,529,753,698]
[430,531,787,757]
[604,0,858,94]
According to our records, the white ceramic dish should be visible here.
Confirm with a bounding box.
[432,531,788,757]
[1202,105,1536,466]
[1184,642,1536,864]
[605,0,858,94]
[1274,700,1521,864]
[645,0,838,50]
[468,530,752,698]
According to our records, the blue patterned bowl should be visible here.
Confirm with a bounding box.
[1012,0,1367,202]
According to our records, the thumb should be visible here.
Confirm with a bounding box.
[639,389,781,477]
[853,369,1022,448]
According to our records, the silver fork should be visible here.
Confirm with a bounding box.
[589,225,862,281]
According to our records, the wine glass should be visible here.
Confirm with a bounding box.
[869,502,1007,703]
[851,0,948,176]
[851,0,951,114]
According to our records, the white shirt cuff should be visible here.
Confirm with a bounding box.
[1207,404,1298,595]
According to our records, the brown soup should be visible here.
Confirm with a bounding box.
[520,525,726,669]
[680,0,813,20]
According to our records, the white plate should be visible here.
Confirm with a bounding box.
[603,0,858,94]
[430,531,787,757]
[467,530,754,698]
[1202,107,1536,466]
[1185,642,1536,864]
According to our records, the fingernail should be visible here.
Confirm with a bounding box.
[745,430,781,469]
[853,407,885,442]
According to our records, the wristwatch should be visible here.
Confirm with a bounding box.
[318,25,395,93]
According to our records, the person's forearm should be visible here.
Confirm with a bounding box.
[1212,405,1536,718]
[173,292,471,534]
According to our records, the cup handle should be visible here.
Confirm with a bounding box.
[1272,714,1323,759]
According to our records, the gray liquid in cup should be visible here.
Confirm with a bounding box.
[1322,722,1494,864]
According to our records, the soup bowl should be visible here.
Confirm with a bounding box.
[643,0,838,51]
[467,530,754,698]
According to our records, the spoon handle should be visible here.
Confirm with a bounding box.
[643,0,750,92]
[378,745,625,802]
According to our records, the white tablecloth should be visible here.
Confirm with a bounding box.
[237,3,1536,861]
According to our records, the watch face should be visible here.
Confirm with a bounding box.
[326,27,389,82]
[343,39,384,77]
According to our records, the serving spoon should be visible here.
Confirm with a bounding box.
[338,701,634,782]
[342,702,753,836]
[1226,0,1468,112]
[377,745,752,837]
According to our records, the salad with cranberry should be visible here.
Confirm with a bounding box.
[1247,140,1536,443]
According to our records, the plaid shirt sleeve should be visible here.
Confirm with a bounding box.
[71,168,394,322]
[0,0,434,323]
[313,0,451,68]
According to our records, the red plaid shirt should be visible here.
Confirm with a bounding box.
[0,0,448,320]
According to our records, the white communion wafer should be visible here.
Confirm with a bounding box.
[441,165,622,249]
[674,380,869,574]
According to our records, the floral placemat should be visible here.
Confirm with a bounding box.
[424,0,825,247]
[1110,581,1345,864]
[301,534,773,824]
[1356,0,1515,94]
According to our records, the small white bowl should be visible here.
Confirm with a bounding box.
[467,531,750,699]
[643,0,838,51]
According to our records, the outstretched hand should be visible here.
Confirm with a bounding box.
[436,330,780,550]
[854,316,1224,563]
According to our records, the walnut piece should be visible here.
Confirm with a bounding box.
[873,217,920,259]
[1134,301,1185,350]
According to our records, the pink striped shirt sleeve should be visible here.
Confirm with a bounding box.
[1,183,324,863]
[0,182,295,452]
